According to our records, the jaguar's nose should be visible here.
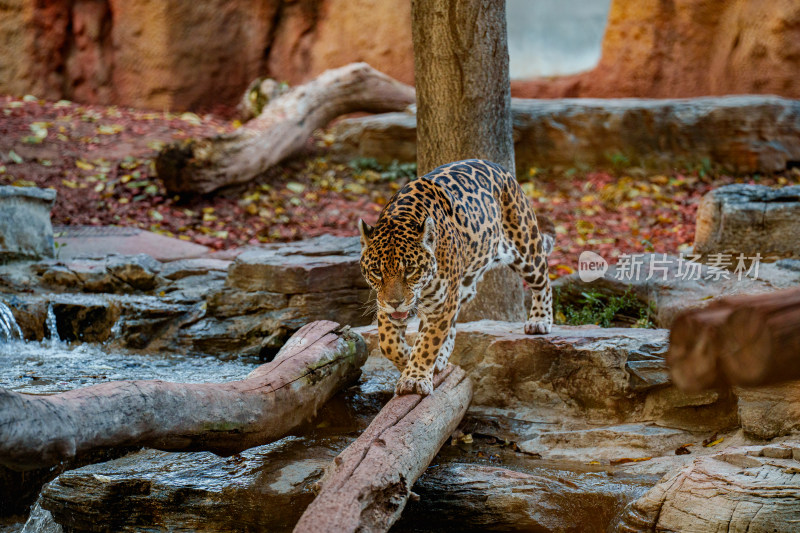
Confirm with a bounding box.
[387,299,404,309]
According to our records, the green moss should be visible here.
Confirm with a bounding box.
[553,287,655,328]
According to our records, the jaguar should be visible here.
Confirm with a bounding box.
[359,159,553,395]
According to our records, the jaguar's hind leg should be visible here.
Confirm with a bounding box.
[501,195,553,335]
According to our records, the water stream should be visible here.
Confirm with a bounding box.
[0,301,23,342]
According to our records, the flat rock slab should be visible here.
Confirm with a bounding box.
[330,96,800,173]
[621,442,800,532]
[694,184,800,260]
[355,321,738,432]
[226,235,365,293]
[52,226,210,262]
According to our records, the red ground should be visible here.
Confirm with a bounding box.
[1,95,796,275]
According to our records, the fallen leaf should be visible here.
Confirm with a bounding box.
[610,456,652,465]
[675,445,691,455]
[703,437,724,448]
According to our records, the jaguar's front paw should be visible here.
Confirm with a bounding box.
[395,373,434,396]
[524,319,552,335]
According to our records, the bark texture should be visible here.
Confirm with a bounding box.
[293,365,473,533]
[411,0,515,174]
[155,63,415,195]
[0,320,367,471]
[667,287,800,391]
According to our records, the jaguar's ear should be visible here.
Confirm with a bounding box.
[358,219,373,248]
[419,216,436,253]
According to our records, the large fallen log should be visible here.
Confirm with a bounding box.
[294,365,472,533]
[0,320,367,471]
[667,287,800,391]
[155,63,416,195]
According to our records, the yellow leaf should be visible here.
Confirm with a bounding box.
[610,456,652,465]
[704,437,724,447]
[75,160,94,171]
[61,179,79,189]
[231,119,242,129]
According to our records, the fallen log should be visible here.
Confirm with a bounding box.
[294,365,473,533]
[666,306,733,391]
[155,63,416,195]
[0,320,367,471]
[667,287,800,391]
[721,287,800,386]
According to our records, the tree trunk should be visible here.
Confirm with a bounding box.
[293,365,473,533]
[411,0,515,174]
[155,63,415,195]
[410,0,523,323]
[0,321,366,471]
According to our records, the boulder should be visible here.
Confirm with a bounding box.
[329,96,800,173]
[620,442,800,532]
[694,184,800,260]
[0,186,56,262]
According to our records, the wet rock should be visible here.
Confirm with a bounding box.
[105,254,162,291]
[160,258,231,281]
[159,273,226,305]
[50,299,120,343]
[36,438,345,533]
[736,383,800,439]
[35,254,165,294]
[6,293,195,350]
[0,186,56,262]
[355,321,737,431]
[329,96,800,173]
[397,463,656,533]
[694,184,800,260]
[553,253,780,327]
[206,288,289,318]
[621,443,800,532]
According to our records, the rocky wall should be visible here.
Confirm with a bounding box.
[2,0,799,111]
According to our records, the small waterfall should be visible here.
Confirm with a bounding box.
[0,300,23,341]
[46,303,61,345]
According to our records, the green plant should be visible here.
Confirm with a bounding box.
[553,286,655,328]
[349,158,417,181]
[605,151,631,171]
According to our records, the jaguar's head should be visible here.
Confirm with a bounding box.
[358,215,437,323]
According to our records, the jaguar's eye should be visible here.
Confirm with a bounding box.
[405,267,417,277]
[371,269,382,280]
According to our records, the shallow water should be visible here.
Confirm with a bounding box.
[0,339,260,394]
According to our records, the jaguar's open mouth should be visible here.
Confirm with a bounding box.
[390,311,409,320]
